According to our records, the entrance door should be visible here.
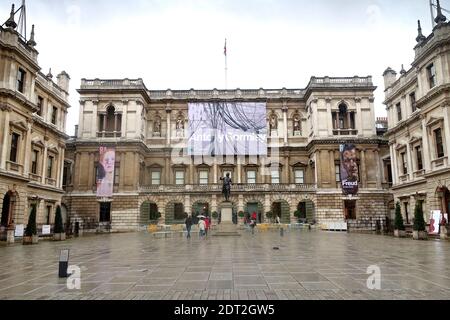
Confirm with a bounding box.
[344,200,356,220]
[247,202,258,221]
[272,202,281,222]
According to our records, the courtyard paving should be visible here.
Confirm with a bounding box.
[1,229,450,300]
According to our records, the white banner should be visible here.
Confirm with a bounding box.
[42,225,51,235]
[14,224,24,237]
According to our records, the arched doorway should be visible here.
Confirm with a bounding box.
[297,200,316,223]
[165,202,185,225]
[245,201,263,223]
[1,191,17,228]
[140,201,159,225]
[271,200,290,224]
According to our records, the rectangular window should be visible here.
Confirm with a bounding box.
[99,202,111,222]
[9,132,20,163]
[37,96,43,116]
[31,150,39,174]
[51,106,57,125]
[47,156,54,178]
[294,169,304,184]
[427,63,436,88]
[410,92,416,113]
[401,152,407,175]
[46,206,52,225]
[434,128,444,158]
[335,164,341,182]
[396,103,402,122]
[175,170,185,185]
[151,171,161,185]
[63,162,71,187]
[271,170,280,184]
[247,170,256,184]
[17,68,26,93]
[199,170,208,185]
[415,145,423,171]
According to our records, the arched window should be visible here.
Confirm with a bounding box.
[98,105,122,138]
[332,103,356,135]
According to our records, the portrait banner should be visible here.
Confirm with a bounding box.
[340,144,359,195]
[96,147,115,197]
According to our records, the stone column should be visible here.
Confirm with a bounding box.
[283,153,289,184]
[87,152,94,188]
[326,98,333,135]
[421,117,431,172]
[184,195,191,215]
[23,121,32,176]
[369,97,376,135]
[237,156,242,184]
[189,160,194,184]
[406,142,414,180]
[0,106,11,170]
[59,147,65,188]
[282,103,288,145]
[136,102,143,139]
[390,144,398,185]
[213,158,218,183]
[119,152,124,190]
[360,149,367,188]
[211,194,217,213]
[166,106,172,145]
[355,97,362,135]
[165,156,170,184]
[78,100,85,138]
[330,150,336,188]
[122,100,128,138]
[442,104,450,159]
[41,144,48,184]
[374,149,382,188]
[91,101,98,137]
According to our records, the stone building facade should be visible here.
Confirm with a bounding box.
[384,7,450,227]
[64,75,392,233]
[0,5,71,238]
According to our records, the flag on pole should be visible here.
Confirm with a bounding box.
[224,39,227,56]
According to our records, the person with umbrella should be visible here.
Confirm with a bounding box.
[197,215,206,239]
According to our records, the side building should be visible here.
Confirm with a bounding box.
[0,5,71,241]
[383,7,450,232]
[64,76,392,233]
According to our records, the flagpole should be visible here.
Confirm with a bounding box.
[224,38,228,89]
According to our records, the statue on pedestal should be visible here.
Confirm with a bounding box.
[220,173,232,202]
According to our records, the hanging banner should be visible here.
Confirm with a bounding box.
[96,147,115,197]
[429,210,441,235]
[340,144,359,195]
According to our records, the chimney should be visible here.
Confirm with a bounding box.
[57,71,71,92]
[382,67,397,89]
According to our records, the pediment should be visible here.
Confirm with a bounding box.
[291,161,308,167]
[426,116,443,127]
[10,120,28,132]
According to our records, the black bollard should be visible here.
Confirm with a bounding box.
[58,249,70,278]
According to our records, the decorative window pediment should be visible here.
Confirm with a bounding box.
[31,137,45,149]
[395,143,407,151]
[409,135,422,144]
[426,116,444,127]
[10,120,28,132]
[291,161,308,167]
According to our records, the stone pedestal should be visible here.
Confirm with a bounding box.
[221,202,233,223]
[213,202,240,237]
[6,229,14,244]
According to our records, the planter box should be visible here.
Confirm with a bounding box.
[23,235,39,245]
[413,230,428,240]
[394,229,406,237]
[53,233,66,241]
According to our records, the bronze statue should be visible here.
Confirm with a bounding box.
[220,173,232,202]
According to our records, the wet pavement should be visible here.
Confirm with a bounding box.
[1,229,450,300]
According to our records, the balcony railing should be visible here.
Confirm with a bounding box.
[6,161,23,175]
[332,129,358,136]
[29,173,42,182]
[97,131,122,138]
[140,183,317,193]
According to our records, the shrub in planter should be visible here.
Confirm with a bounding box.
[413,201,427,240]
[23,206,38,245]
[294,210,302,223]
[265,211,273,222]
[394,201,406,237]
[238,211,245,218]
[212,211,218,219]
[53,206,66,241]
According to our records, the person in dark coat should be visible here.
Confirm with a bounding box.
[185,214,193,239]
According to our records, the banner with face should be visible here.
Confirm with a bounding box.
[340,144,359,195]
[96,147,115,197]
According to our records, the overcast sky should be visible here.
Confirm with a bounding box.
[0,0,445,135]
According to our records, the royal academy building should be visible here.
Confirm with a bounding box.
[0,5,71,241]
[384,8,450,232]
[63,74,392,233]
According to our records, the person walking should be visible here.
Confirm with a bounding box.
[185,214,193,239]
[205,216,210,237]
[198,217,206,240]
[250,211,257,235]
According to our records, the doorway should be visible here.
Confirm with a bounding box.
[344,200,356,220]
